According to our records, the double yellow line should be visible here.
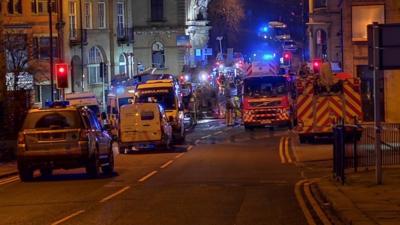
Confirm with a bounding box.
[279,137,293,164]
[295,179,332,225]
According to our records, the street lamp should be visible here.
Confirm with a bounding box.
[216,36,224,60]
[48,0,54,101]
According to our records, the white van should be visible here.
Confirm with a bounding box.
[118,103,172,153]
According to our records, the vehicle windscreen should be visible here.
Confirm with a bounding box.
[86,105,100,116]
[244,76,287,97]
[23,110,82,130]
[136,88,176,110]
[118,97,133,109]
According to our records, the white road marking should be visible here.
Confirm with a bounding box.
[175,153,185,159]
[187,145,194,151]
[99,186,131,203]
[0,176,19,186]
[214,131,223,135]
[201,135,211,139]
[160,160,174,169]
[138,170,158,182]
[50,209,86,225]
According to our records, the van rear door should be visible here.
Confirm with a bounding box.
[120,104,162,143]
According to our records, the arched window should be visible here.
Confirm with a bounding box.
[152,42,165,69]
[88,46,104,84]
[119,54,127,75]
[316,29,328,59]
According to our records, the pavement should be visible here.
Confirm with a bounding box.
[291,135,400,225]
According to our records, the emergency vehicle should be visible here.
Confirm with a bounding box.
[134,79,185,143]
[65,92,100,117]
[242,61,292,130]
[295,69,362,143]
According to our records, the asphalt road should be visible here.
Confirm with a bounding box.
[0,120,310,225]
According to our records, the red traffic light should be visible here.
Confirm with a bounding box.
[312,59,322,73]
[55,63,68,89]
[284,53,291,59]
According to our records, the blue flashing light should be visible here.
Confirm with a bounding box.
[253,53,257,57]
[45,101,70,108]
[262,54,275,61]
[260,26,269,32]
[116,86,125,95]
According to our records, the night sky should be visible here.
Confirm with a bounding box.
[208,0,307,56]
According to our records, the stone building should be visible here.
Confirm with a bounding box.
[131,0,210,76]
[1,0,211,108]
[307,0,343,69]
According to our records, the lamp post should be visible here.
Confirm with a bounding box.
[216,36,224,60]
[48,0,55,101]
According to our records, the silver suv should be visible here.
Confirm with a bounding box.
[17,102,114,181]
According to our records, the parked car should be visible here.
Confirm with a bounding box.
[17,101,114,181]
[118,103,173,153]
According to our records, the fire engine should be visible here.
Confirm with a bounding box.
[295,66,362,143]
[242,61,292,130]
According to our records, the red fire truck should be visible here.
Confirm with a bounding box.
[242,62,292,130]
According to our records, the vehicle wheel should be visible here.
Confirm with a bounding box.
[40,168,53,178]
[102,150,114,176]
[18,162,33,182]
[299,135,307,144]
[86,153,100,178]
[118,145,125,154]
[244,125,254,131]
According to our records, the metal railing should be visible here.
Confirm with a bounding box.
[333,122,400,183]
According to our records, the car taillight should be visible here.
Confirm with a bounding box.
[80,129,89,141]
[18,132,25,145]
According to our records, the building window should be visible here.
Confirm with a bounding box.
[88,46,104,84]
[33,36,58,59]
[84,1,92,29]
[315,29,327,59]
[119,54,127,75]
[7,0,22,14]
[352,5,385,41]
[152,42,165,69]
[69,1,77,39]
[117,2,125,37]
[151,0,164,21]
[31,0,57,14]
[98,2,106,28]
[314,0,327,9]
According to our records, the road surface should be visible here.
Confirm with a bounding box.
[0,120,323,225]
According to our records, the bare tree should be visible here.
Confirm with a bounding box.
[208,0,245,45]
[0,16,6,104]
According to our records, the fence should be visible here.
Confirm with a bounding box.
[333,122,400,183]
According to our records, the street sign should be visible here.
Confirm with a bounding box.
[368,23,400,70]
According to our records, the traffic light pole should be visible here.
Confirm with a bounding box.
[48,0,54,101]
[372,22,383,185]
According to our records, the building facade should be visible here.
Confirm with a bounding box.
[1,0,211,108]
[341,0,400,122]
[307,0,343,70]
[307,0,400,122]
